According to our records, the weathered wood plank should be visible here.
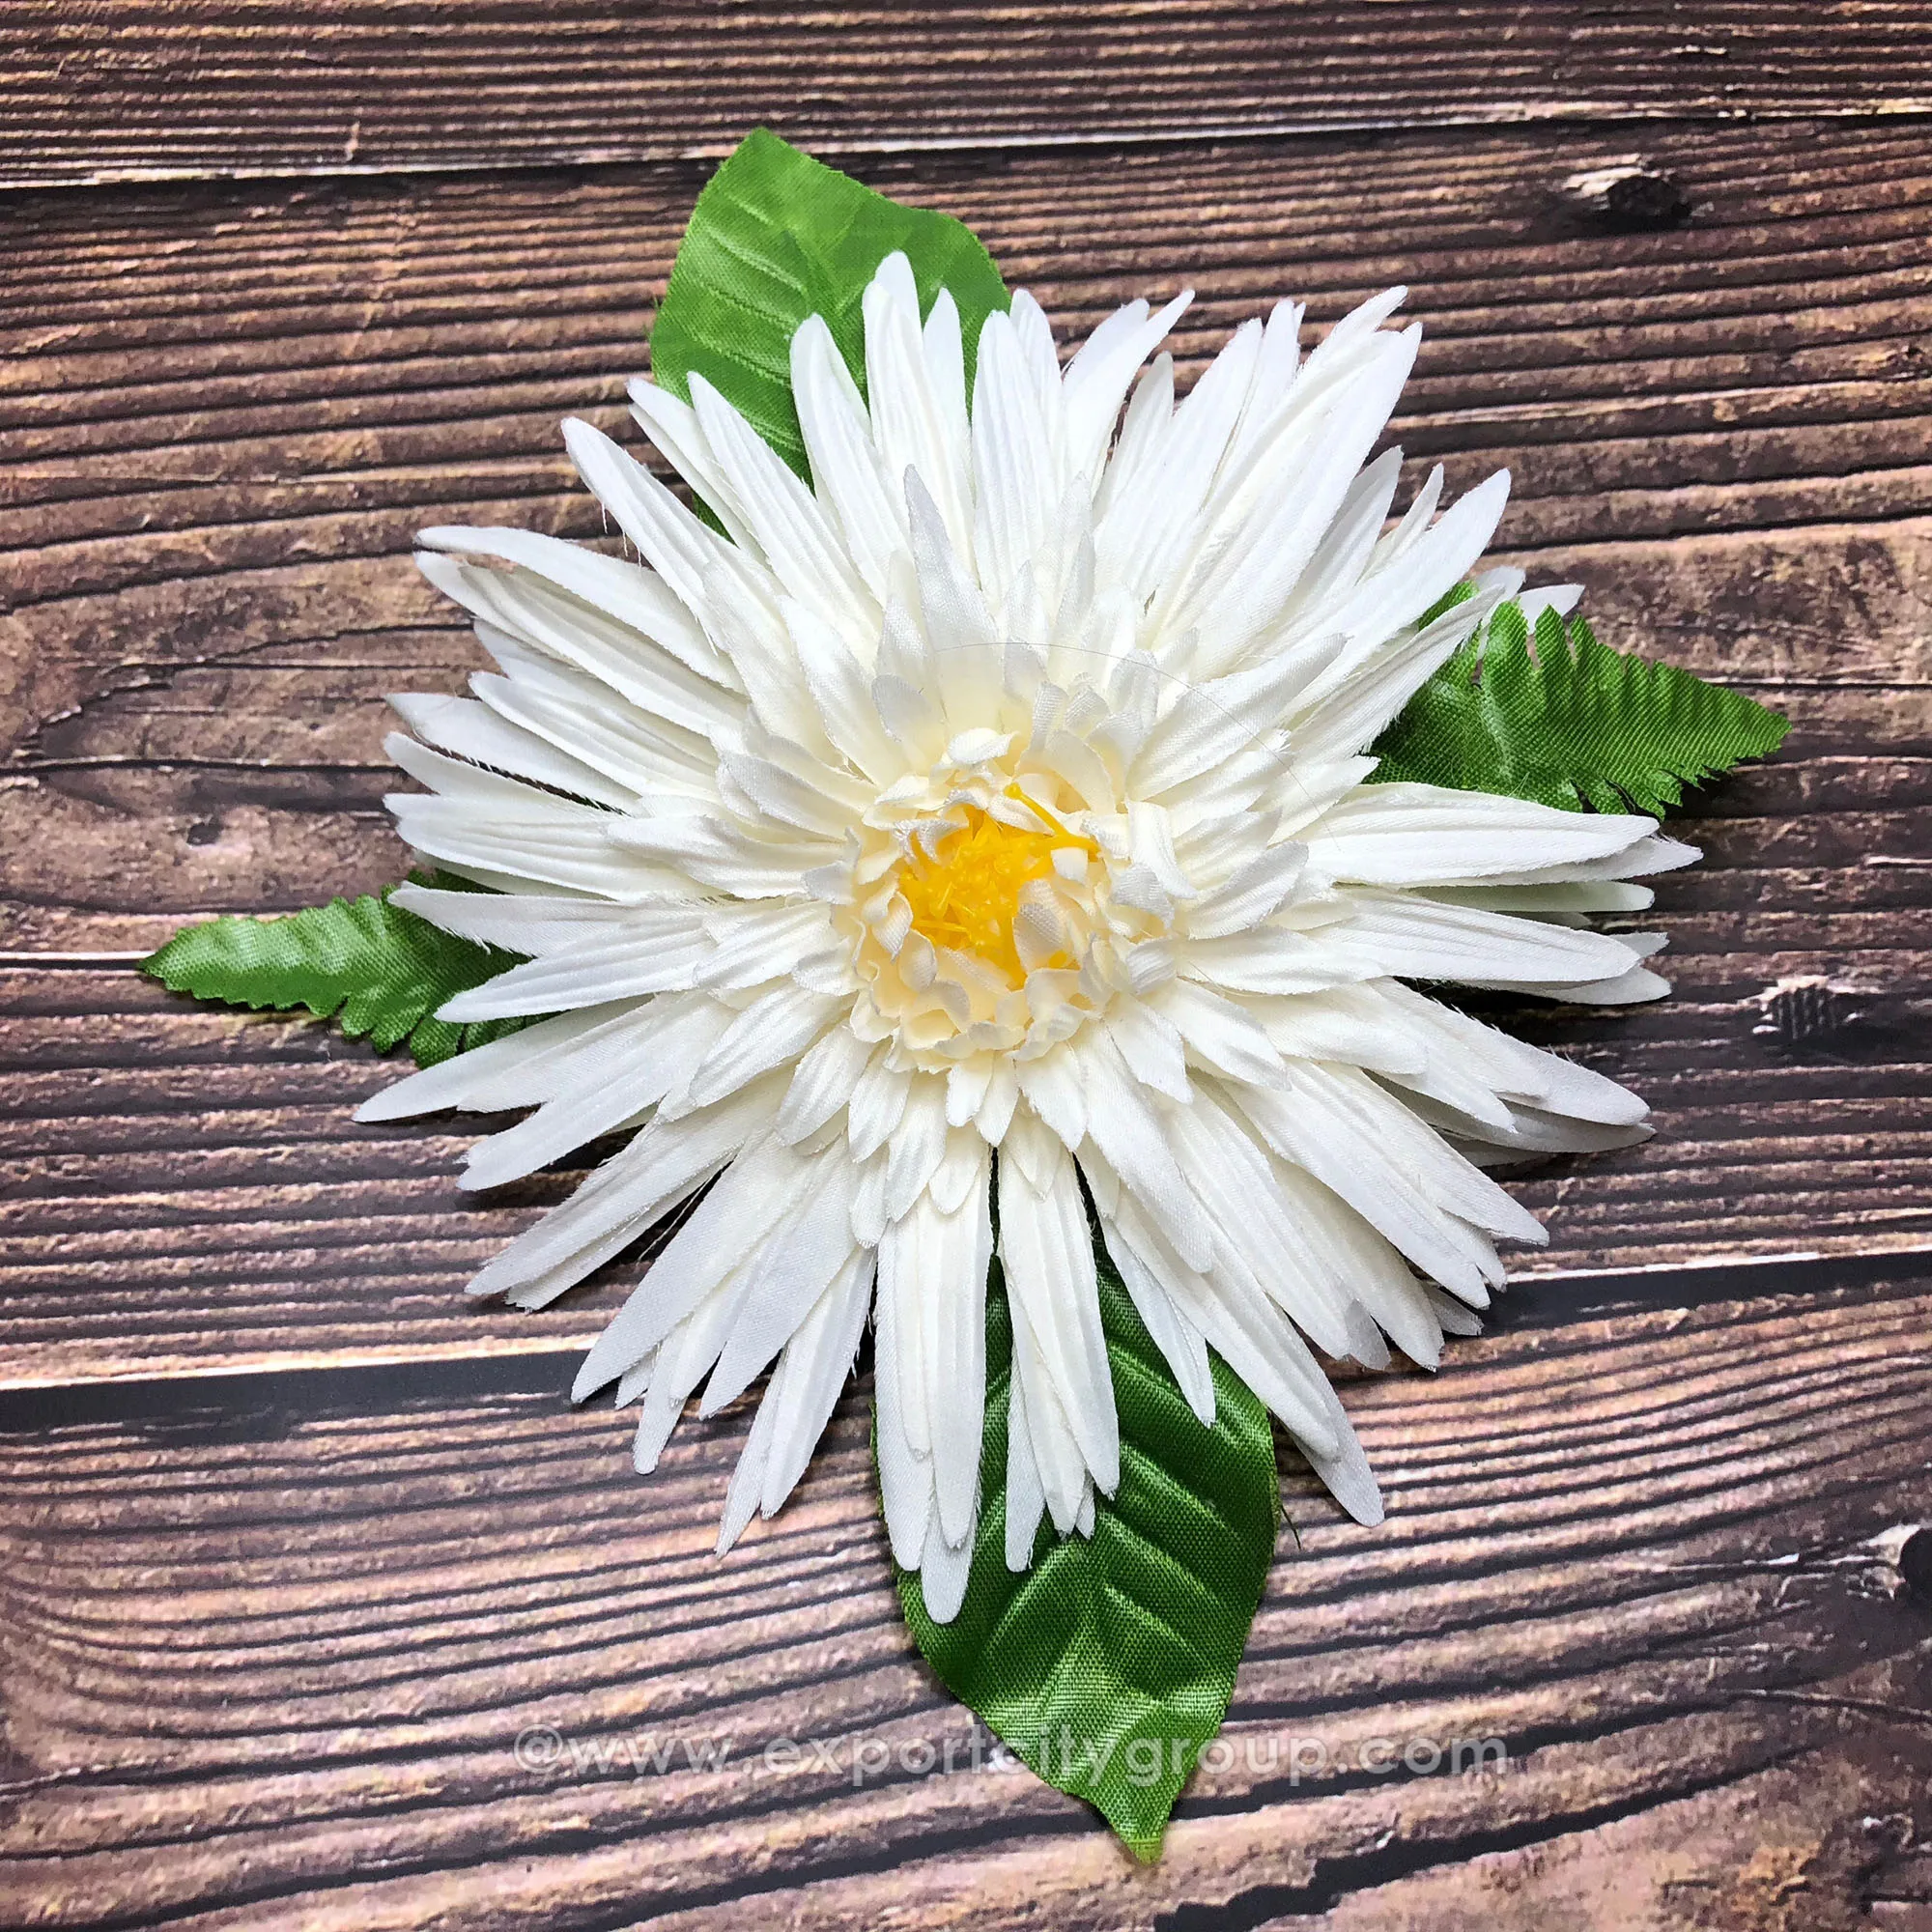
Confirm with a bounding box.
[6,119,1931,949]
[1,655,1927,1378]
[1,1269,1927,1927]
[5,669,1927,948]
[3,122,1929,1378]
[3,688,1929,1385]
[6,15,1926,1930]
[5,2,1930,190]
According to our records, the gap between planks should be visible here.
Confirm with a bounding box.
[4,1244,1927,1406]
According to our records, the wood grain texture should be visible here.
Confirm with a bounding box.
[7,119,1932,946]
[3,1267,1929,1928]
[6,35,1932,1925]
[3,679,1929,1384]
[4,118,1928,1391]
[5,1,1931,190]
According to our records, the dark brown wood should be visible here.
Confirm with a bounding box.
[3,685,1929,1383]
[4,121,1927,1391]
[7,119,1932,944]
[4,2,1931,190]
[2,1268,1928,1928]
[4,31,1930,1926]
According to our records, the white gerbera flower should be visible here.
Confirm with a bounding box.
[360,256,1690,1617]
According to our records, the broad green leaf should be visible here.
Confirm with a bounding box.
[894,1257,1280,1859]
[1371,601,1789,814]
[649,128,1009,478]
[142,881,529,1067]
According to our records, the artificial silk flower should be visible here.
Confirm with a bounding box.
[355,252,1690,1619]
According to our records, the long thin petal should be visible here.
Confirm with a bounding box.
[998,1113,1121,1494]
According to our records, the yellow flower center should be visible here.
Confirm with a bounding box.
[899,804,1089,981]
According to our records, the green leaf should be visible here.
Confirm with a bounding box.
[142,882,529,1067]
[1370,601,1790,814]
[649,128,1009,479]
[894,1255,1280,1859]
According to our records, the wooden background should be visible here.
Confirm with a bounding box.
[4,5,1932,1925]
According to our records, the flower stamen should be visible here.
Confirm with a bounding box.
[899,805,1089,980]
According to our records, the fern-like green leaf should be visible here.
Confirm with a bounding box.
[1370,602,1789,814]
[142,882,528,1067]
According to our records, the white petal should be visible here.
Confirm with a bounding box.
[791,315,905,601]
[1230,1074,1509,1305]
[559,416,750,635]
[1131,653,1302,800]
[1008,1301,1096,1534]
[975,1061,1020,1146]
[716,1370,781,1554]
[573,1133,819,1397]
[1013,1047,1086,1151]
[1061,290,1192,487]
[1480,958,1672,1005]
[390,794,669,902]
[1094,352,1173,530]
[697,900,837,991]
[1180,331,1421,670]
[1285,586,1497,768]
[716,743,864,838]
[871,1211,932,1567]
[922,287,971,443]
[390,884,657,956]
[355,1003,634,1122]
[674,985,843,1115]
[1103,1000,1191,1102]
[1372,978,1648,1125]
[1165,1089,1357,1358]
[1316,469,1512,689]
[998,1113,1121,1493]
[927,1157,994,1544]
[877,1161,993,1550]
[469,1077,781,1308]
[461,996,730,1189]
[885,1074,952,1223]
[864,252,972,560]
[788,602,907,781]
[469,655,720,804]
[756,1246,876,1519]
[774,1023,874,1145]
[847,1052,911,1162]
[417,524,736,689]
[1094,1199,1215,1425]
[1320,890,1643,987]
[1306,783,1659,887]
[627,377,760,553]
[1098,1180,1341,1460]
[1267,1158,1447,1368]
[905,470,1003,727]
[435,925,711,1018]
[1004,1367,1049,1568]
[919,1513,976,1624]
[608,813,838,899]
[702,1152,866,1412]
[1270,444,1404,633]
[1148,977,1290,1088]
[390,693,634,808]
[1182,842,1307,940]
[689,372,877,649]
[417,552,743,746]
[1181,923,1373,999]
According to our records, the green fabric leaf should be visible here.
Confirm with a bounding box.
[142,881,529,1067]
[1370,601,1790,815]
[894,1255,1280,1860]
[649,128,1009,479]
